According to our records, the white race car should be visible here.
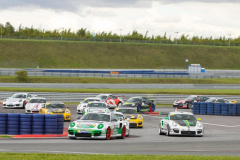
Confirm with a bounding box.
[159,111,204,137]
[113,112,130,137]
[77,97,101,114]
[82,101,110,115]
[3,93,35,109]
[68,112,127,139]
[25,97,46,114]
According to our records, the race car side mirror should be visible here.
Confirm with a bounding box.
[164,117,169,120]
[197,118,201,121]
[76,116,82,119]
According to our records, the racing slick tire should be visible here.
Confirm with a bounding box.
[137,104,141,112]
[126,129,130,137]
[118,102,122,107]
[187,103,193,109]
[159,127,165,135]
[106,127,111,140]
[166,125,171,136]
[22,101,26,109]
[118,126,126,139]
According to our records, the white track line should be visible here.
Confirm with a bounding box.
[142,114,240,128]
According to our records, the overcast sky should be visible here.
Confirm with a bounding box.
[0,0,239,39]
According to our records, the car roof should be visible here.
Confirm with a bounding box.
[169,111,194,115]
[88,101,105,104]
[85,97,101,100]
[85,111,111,115]
[46,101,64,104]
[113,112,124,115]
[30,97,46,99]
[13,93,29,95]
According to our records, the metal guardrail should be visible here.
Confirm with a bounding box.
[1,92,240,104]
[1,83,240,89]
[1,68,240,79]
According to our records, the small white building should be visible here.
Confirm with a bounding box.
[188,64,202,73]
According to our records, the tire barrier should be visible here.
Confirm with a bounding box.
[207,103,214,115]
[193,102,240,116]
[193,102,200,115]
[228,103,237,116]
[32,114,45,134]
[0,114,65,135]
[0,113,7,134]
[221,103,228,116]
[45,115,57,134]
[57,115,64,134]
[20,114,32,135]
[199,102,207,115]
[7,113,20,135]
[237,103,240,116]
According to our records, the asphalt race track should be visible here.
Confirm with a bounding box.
[1,105,240,156]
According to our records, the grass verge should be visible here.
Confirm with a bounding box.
[0,87,240,95]
[0,153,239,160]
[2,76,240,84]
[0,135,13,138]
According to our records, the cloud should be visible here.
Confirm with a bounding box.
[158,0,240,4]
[0,0,153,12]
[154,16,181,23]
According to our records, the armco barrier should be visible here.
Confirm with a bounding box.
[0,114,64,135]
[193,102,240,116]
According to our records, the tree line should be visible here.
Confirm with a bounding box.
[1,22,240,45]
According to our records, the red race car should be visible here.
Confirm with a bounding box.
[96,94,124,109]
[173,95,209,109]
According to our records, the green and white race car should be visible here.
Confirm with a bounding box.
[68,112,127,140]
[159,111,204,137]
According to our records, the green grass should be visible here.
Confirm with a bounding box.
[0,87,239,95]
[1,39,240,69]
[2,76,240,84]
[0,153,239,160]
[0,135,13,138]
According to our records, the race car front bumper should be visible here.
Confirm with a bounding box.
[3,102,23,108]
[68,128,107,139]
[129,119,143,128]
[168,126,203,136]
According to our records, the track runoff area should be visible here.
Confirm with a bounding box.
[1,104,240,156]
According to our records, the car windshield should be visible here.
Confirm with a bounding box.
[185,95,196,101]
[96,95,107,100]
[205,98,216,102]
[83,99,100,103]
[11,94,26,98]
[87,103,107,108]
[126,98,141,103]
[170,114,196,121]
[115,114,124,120]
[29,99,46,103]
[46,103,66,109]
[117,109,137,114]
[81,113,110,122]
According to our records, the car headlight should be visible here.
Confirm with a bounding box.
[3,99,6,102]
[70,122,75,128]
[47,110,51,114]
[18,99,22,102]
[172,122,177,127]
[66,110,70,114]
[138,116,143,120]
[197,122,203,127]
[97,124,104,129]
[132,103,135,106]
